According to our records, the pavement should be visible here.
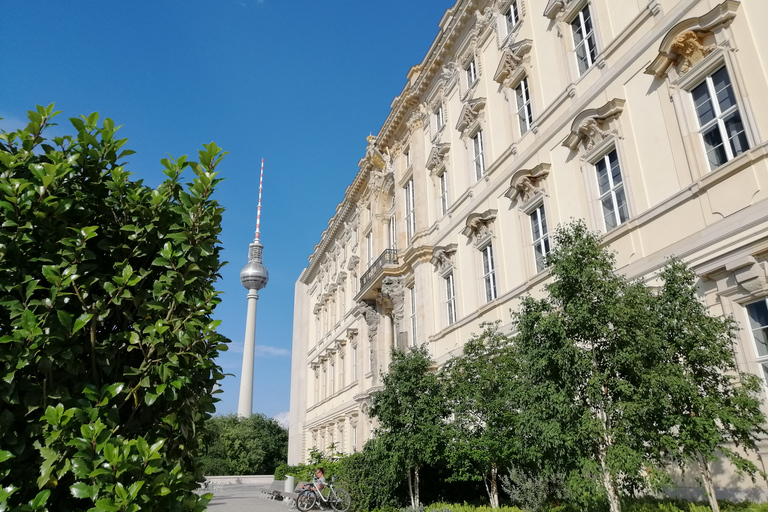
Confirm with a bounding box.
[205,481,299,512]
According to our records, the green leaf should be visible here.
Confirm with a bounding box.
[73,313,92,334]
[30,489,51,509]
[70,482,96,499]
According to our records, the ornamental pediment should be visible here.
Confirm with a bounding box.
[504,163,551,206]
[493,39,533,88]
[426,143,450,172]
[563,99,625,152]
[461,209,497,248]
[430,243,458,277]
[455,97,486,135]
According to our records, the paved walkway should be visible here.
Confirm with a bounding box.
[206,481,297,512]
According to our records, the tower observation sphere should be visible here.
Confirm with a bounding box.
[240,242,269,290]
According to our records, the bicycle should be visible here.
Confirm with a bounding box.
[296,474,351,512]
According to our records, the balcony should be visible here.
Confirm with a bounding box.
[356,249,399,301]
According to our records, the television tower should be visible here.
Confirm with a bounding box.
[238,158,269,417]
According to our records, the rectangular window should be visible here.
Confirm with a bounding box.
[473,130,486,180]
[330,362,335,395]
[410,286,417,346]
[595,149,629,231]
[322,366,327,399]
[435,105,444,132]
[446,272,457,325]
[352,425,358,452]
[314,372,319,403]
[481,244,497,303]
[405,148,411,168]
[746,300,768,388]
[571,4,597,75]
[530,204,550,272]
[515,77,533,135]
[366,232,373,268]
[691,66,749,170]
[439,171,449,215]
[466,59,478,86]
[339,356,345,389]
[505,1,520,34]
[405,179,415,244]
[352,345,358,381]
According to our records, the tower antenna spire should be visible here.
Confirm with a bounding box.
[255,158,264,242]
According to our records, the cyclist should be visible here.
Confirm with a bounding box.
[300,468,328,509]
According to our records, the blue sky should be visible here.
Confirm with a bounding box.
[1,1,456,423]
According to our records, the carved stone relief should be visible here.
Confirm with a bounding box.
[563,98,625,153]
[456,97,487,136]
[504,164,551,206]
[461,209,498,248]
[670,31,717,74]
[426,143,451,172]
[430,244,458,276]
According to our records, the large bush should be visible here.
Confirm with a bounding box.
[0,105,229,511]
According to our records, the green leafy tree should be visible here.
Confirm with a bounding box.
[649,260,766,512]
[197,414,288,476]
[513,221,663,512]
[370,346,448,509]
[0,105,229,511]
[442,324,521,508]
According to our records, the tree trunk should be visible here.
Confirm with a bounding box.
[489,463,499,508]
[407,466,415,509]
[414,464,420,509]
[596,404,621,512]
[698,453,720,512]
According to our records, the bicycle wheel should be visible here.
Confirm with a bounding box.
[330,488,351,512]
[297,490,316,512]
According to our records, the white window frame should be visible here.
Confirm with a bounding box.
[515,76,533,135]
[466,58,478,86]
[409,286,417,346]
[351,345,358,382]
[481,243,497,303]
[505,1,520,35]
[594,149,629,231]
[530,203,550,272]
[446,272,457,326]
[439,171,449,216]
[435,104,445,132]
[330,360,335,395]
[745,299,768,390]
[405,148,411,169]
[472,130,486,180]
[405,178,415,244]
[689,65,750,170]
[366,231,373,268]
[570,4,597,76]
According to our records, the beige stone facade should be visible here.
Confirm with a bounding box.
[289,0,768,496]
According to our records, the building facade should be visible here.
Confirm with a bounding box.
[289,0,768,495]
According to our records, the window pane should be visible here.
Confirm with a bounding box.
[702,126,727,169]
[596,159,610,194]
[571,17,584,44]
[602,196,617,231]
[575,44,590,74]
[712,67,736,112]
[692,82,715,126]
[724,111,749,156]
[615,186,629,224]
[531,213,541,240]
[747,301,768,357]
[609,151,622,184]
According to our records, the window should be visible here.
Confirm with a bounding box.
[473,130,486,180]
[314,372,319,403]
[691,66,749,170]
[352,424,358,452]
[405,179,415,244]
[571,4,597,75]
[409,286,417,346]
[481,244,497,303]
[530,204,550,272]
[330,361,335,394]
[352,345,358,381]
[366,232,373,267]
[435,105,444,132]
[515,77,533,135]
[595,150,628,231]
[322,365,327,399]
[339,355,345,389]
[746,299,768,388]
[466,59,478,86]
[405,148,411,168]
[446,272,457,325]
[439,171,449,215]
[505,1,520,34]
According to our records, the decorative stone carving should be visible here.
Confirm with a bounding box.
[336,271,347,285]
[461,209,498,248]
[358,301,379,342]
[725,257,768,295]
[670,31,717,74]
[441,61,459,85]
[505,163,551,205]
[407,102,429,132]
[379,276,406,326]
[494,39,533,88]
[455,97,487,135]
[430,244,458,276]
[426,143,451,172]
[563,98,625,152]
[543,0,568,20]
[347,255,359,271]
[346,328,358,344]
[645,1,739,78]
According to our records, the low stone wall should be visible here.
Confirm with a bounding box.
[203,475,274,487]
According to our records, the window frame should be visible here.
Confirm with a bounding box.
[530,203,550,272]
[466,58,478,87]
[435,104,445,132]
[570,3,598,76]
[409,285,417,346]
[472,129,486,181]
[439,170,450,216]
[404,178,415,245]
[481,243,498,303]
[445,272,457,326]
[593,148,629,231]
[505,1,520,35]
[745,299,768,390]
[515,76,533,136]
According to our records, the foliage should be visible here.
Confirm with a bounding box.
[370,346,449,508]
[196,413,288,476]
[0,105,229,511]
[513,221,664,512]
[338,437,406,511]
[500,466,565,512]
[424,503,524,512]
[647,260,766,512]
[441,324,521,507]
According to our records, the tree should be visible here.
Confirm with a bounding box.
[197,414,288,476]
[370,346,448,508]
[0,105,229,511]
[513,221,663,512]
[650,259,766,512]
[441,323,521,508]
